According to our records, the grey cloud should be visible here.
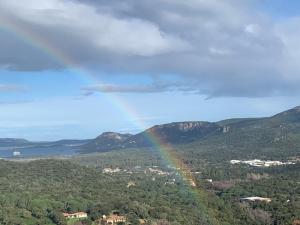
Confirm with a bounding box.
[0,100,33,105]
[81,80,193,94]
[0,0,300,97]
[0,84,28,93]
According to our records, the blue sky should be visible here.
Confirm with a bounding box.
[0,0,300,140]
[261,0,300,18]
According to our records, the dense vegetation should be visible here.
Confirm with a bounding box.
[0,145,299,225]
[73,146,300,225]
[0,159,230,225]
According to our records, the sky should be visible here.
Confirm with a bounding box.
[0,0,300,140]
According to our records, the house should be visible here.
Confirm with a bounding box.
[241,197,272,203]
[13,151,21,157]
[103,167,121,174]
[127,181,136,188]
[139,219,146,224]
[63,212,88,219]
[292,220,300,225]
[100,214,126,225]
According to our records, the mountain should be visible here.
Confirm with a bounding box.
[122,121,222,148]
[80,105,300,154]
[31,139,91,148]
[0,138,90,149]
[80,132,132,152]
[0,138,30,148]
[80,121,224,153]
[270,105,300,123]
[186,105,300,160]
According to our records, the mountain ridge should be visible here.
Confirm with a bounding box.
[2,105,299,153]
[80,105,300,153]
[0,138,90,149]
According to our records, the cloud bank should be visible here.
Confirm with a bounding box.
[1,0,300,97]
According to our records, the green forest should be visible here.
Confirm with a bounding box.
[0,142,299,225]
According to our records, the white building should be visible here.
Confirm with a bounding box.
[63,212,87,219]
[13,151,21,157]
[241,197,272,203]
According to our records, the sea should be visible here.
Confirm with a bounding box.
[0,145,78,159]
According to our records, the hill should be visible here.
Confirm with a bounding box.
[80,106,300,154]
[0,138,31,148]
[80,132,132,152]
[80,122,223,153]
[0,138,90,150]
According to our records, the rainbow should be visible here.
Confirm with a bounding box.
[0,14,215,224]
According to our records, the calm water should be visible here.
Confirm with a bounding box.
[0,146,78,158]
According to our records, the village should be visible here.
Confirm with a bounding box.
[101,165,200,188]
[63,212,127,225]
[60,166,194,225]
[230,159,296,167]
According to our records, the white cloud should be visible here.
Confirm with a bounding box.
[244,24,261,35]
[0,0,189,56]
[0,0,300,97]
